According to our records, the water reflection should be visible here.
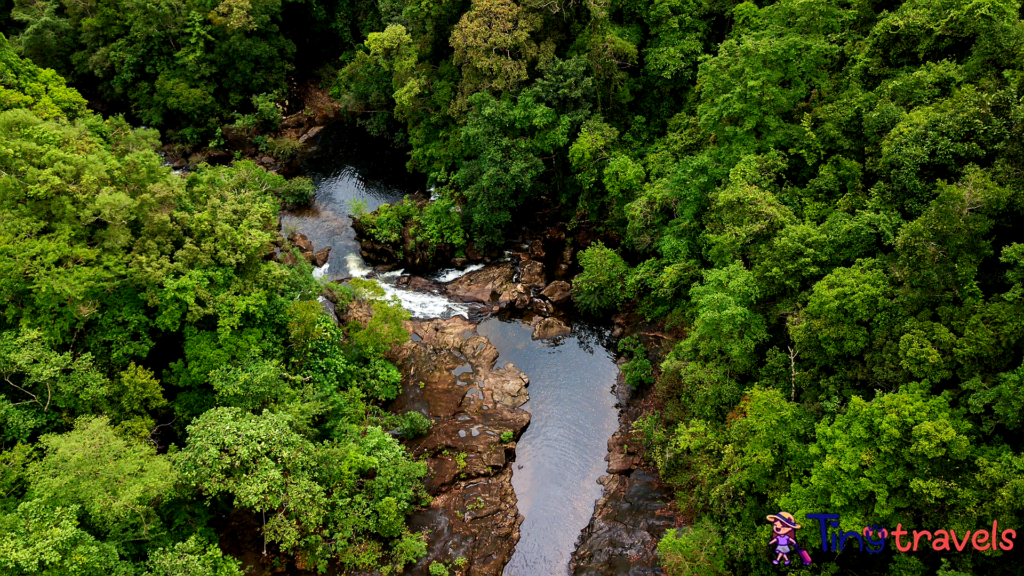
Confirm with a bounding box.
[280,125,423,280]
[476,319,619,576]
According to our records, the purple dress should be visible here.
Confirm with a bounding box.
[775,534,793,554]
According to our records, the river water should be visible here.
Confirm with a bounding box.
[286,126,620,575]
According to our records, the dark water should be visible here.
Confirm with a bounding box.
[476,319,619,576]
[280,126,422,280]
[291,125,620,575]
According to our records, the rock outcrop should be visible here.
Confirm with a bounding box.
[519,259,546,289]
[569,470,674,576]
[384,315,531,575]
[446,263,516,305]
[540,280,572,305]
[570,326,679,576]
[530,316,571,340]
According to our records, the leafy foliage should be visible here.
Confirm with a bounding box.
[0,44,428,575]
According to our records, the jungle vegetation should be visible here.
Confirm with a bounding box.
[2,0,1024,572]
[0,38,434,575]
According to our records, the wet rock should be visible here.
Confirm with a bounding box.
[287,232,314,254]
[452,257,468,267]
[298,125,324,143]
[541,280,572,305]
[387,316,531,575]
[532,299,555,317]
[605,428,644,475]
[569,470,675,576]
[447,262,515,304]
[531,316,571,340]
[406,276,444,292]
[172,158,186,169]
[499,283,531,309]
[466,242,483,261]
[530,239,546,258]
[519,259,546,289]
[312,247,331,267]
[406,470,523,576]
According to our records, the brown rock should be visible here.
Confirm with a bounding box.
[562,245,574,266]
[346,312,532,576]
[447,263,515,304]
[172,158,186,169]
[529,239,546,258]
[540,280,571,305]
[298,125,324,143]
[519,259,546,289]
[531,317,571,340]
[312,247,331,267]
[287,232,314,254]
[499,283,531,309]
[545,227,566,241]
[280,250,299,266]
[280,112,307,129]
[532,299,555,316]
[406,276,444,292]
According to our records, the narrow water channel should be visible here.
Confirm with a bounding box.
[287,125,620,575]
[478,319,619,576]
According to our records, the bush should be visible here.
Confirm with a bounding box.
[251,92,283,131]
[275,176,315,206]
[618,336,654,389]
[266,136,304,161]
[400,411,431,437]
[419,197,466,251]
[572,241,630,314]
[500,430,513,443]
[658,523,727,576]
[429,561,450,576]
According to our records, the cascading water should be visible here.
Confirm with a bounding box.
[288,126,620,576]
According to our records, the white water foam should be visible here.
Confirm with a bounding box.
[312,263,329,279]
[432,263,484,283]
[345,253,373,278]
[343,251,469,319]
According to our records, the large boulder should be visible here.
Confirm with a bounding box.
[569,470,674,576]
[519,259,546,289]
[531,316,571,340]
[312,247,331,267]
[447,262,516,304]
[541,280,572,305]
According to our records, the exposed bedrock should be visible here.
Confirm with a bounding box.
[385,315,532,576]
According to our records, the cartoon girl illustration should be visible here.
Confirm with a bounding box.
[767,512,811,566]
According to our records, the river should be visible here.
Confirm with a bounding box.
[284,125,620,575]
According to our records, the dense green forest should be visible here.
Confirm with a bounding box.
[2,0,1024,572]
[0,38,439,574]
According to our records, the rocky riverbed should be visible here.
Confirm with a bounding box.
[275,128,678,575]
[340,300,532,575]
